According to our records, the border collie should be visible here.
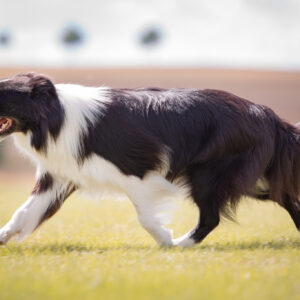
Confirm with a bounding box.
[0,73,299,247]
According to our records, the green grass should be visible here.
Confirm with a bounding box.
[0,182,299,300]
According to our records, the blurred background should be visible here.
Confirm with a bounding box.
[0,0,299,179]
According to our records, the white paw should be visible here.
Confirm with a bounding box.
[0,227,12,245]
[172,232,195,247]
[14,229,31,242]
[156,228,174,247]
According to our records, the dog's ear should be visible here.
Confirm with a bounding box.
[14,73,57,102]
[28,74,57,102]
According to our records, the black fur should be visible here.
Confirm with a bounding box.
[0,73,65,152]
[31,172,76,228]
[32,173,53,194]
[36,182,76,228]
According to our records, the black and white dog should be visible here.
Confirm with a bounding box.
[0,73,299,247]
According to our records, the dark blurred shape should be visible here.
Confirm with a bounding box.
[0,30,11,46]
[139,26,163,48]
[61,23,86,47]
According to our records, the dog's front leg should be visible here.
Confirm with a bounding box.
[0,173,76,245]
[128,175,178,247]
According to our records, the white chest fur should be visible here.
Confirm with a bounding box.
[13,132,185,202]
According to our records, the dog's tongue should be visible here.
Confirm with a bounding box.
[0,117,12,133]
[0,118,8,125]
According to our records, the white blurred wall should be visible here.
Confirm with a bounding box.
[0,0,299,69]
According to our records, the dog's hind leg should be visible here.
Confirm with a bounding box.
[173,165,228,247]
[173,195,220,247]
[281,195,300,231]
[255,192,300,231]
[0,172,75,245]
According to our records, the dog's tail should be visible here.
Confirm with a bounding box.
[267,118,300,204]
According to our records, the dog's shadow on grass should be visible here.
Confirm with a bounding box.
[1,238,300,255]
[198,239,300,251]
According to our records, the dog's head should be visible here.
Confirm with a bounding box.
[0,73,64,149]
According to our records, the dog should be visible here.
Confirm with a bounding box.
[0,73,299,247]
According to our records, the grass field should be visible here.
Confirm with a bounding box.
[0,182,299,300]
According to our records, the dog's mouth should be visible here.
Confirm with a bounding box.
[0,117,13,135]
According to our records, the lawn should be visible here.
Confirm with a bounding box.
[0,182,299,300]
